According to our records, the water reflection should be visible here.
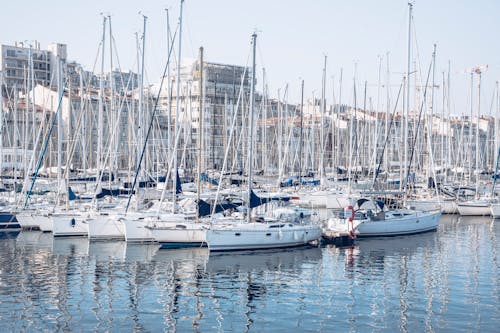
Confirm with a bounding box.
[88,241,126,261]
[206,246,322,274]
[0,216,498,332]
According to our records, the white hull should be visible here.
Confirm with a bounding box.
[17,210,54,232]
[88,213,125,240]
[38,215,54,232]
[148,221,207,247]
[16,212,40,230]
[206,222,322,251]
[457,201,491,216]
[356,210,441,237]
[123,218,155,243]
[490,203,500,218]
[52,213,89,237]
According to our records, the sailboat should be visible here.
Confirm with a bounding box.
[456,66,493,216]
[327,4,441,238]
[327,197,440,237]
[205,33,322,251]
[120,5,204,246]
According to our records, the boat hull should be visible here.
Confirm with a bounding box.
[16,212,40,230]
[0,212,21,231]
[148,222,207,248]
[52,213,89,237]
[206,223,322,251]
[356,211,441,237]
[88,214,125,240]
[457,202,491,216]
[123,219,155,243]
[490,203,500,218]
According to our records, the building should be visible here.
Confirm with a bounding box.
[156,59,253,173]
[1,41,52,96]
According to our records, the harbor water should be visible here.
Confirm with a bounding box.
[0,214,498,332]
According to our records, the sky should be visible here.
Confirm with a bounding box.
[2,0,500,115]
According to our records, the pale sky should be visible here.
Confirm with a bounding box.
[2,0,499,115]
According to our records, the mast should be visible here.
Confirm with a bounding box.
[320,55,326,184]
[338,68,343,169]
[262,68,267,175]
[496,81,499,173]
[447,61,451,183]
[331,75,336,173]
[172,0,184,212]
[165,8,172,167]
[108,15,116,179]
[57,57,63,204]
[30,44,36,157]
[98,15,106,177]
[13,86,18,186]
[385,52,390,175]
[429,44,437,178]
[139,14,147,181]
[247,32,257,224]
[475,68,482,197]
[468,72,474,182]
[298,79,304,187]
[196,46,204,221]
[79,66,87,175]
[404,1,412,189]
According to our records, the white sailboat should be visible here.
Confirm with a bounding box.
[122,6,208,247]
[205,33,322,251]
[326,198,441,237]
[457,66,492,216]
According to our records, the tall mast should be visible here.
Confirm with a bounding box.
[404,1,412,189]
[57,57,63,203]
[30,44,36,156]
[339,68,343,168]
[475,69,482,197]
[496,81,499,170]
[172,0,184,212]
[247,33,257,224]
[165,8,172,166]
[139,15,147,181]
[429,44,437,176]
[298,79,304,187]
[79,66,87,175]
[98,16,106,176]
[385,51,390,174]
[320,55,326,184]
[441,70,445,173]
[468,72,474,182]
[196,46,204,221]
[108,15,116,178]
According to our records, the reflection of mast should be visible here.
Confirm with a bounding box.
[398,256,409,332]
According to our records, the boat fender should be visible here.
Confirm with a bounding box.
[71,218,76,228]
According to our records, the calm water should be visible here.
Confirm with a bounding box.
[0,215,498,332]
